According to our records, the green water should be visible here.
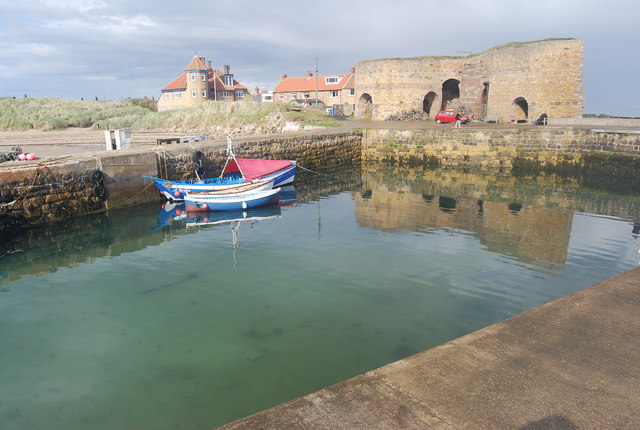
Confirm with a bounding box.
[1,166,638,429]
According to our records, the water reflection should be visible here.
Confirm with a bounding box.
[355,187,572,269]
[0,165,638,430]
[1,165,638,283]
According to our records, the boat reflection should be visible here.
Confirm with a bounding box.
[151,185,296,232]
[153,201,282,231]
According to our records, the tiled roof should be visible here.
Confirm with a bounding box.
[209,71,248,91]
[184,55,208,71]
[342,74,355,89]
[273,72,354,93]
[160,56,249,95]
[161,74,186,91]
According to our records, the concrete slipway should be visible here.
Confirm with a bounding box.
[219,267,640,429]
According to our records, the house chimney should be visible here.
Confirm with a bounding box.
[208,60,212,69]
[224,65,230,74]
[255,86,261,94]
[280,73,287,80]
[306,70,313,77]
[350,67,356,74]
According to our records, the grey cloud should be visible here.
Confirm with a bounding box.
[0,0,638,115]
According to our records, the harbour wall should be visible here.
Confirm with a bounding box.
[5,164,639,285]
[1,127,640,232]
[0,131,363,234]
[363,127,640,178]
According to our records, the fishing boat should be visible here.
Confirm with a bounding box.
[184,188,281,212]
[186,179,274,197]
[143,135,296,201]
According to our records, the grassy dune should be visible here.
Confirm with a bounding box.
[0,98,341,132]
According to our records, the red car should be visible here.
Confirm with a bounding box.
[434,110,470,124]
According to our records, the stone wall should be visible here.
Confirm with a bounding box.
[0,131,363,232]
[362,128,640,179]
[3,126,640,233]
[355,39,583,122]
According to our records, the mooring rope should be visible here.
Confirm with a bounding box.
[0,168,41,209]
[296,164,331,177]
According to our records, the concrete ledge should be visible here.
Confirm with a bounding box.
[550,117,640,127]
[218,267,640,429]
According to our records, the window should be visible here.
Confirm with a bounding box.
[279,94,285,100]
[201,73,206,81]
[192,89,197,98]
[325,76,339,84]
[202,89,207,98]
[163,93,169,100]
[190,73,196,81]
[303,92,310,98]
[236,91,244,98]
[347,88,355,96]
[224,75,233,86]
[221,91,231,98]
[330,90,339,98]
[173,92,181,99]
[290,92,297,99]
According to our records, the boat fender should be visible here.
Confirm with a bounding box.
[195,166,205,177]
[92,184,106,199]
[192,151,205,164]
[242,201,248,209]
[90,169,105,184]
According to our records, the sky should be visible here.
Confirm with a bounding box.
[0,0,638,117]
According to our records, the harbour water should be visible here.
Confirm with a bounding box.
[1,165,638,429]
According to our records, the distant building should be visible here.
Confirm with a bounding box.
[355,39,584,121]
[273,68,355,109]
[157,55,251,111]
[261,91,274,103]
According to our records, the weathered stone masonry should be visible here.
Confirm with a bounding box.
[1,127,639,232]
[355,39,584,122]
[0,131,363,233]
[363,128,640,178]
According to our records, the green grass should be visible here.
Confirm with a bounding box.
[0,98,341,132]
[0,98,158,131]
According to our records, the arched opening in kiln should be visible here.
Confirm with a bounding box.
[440,79,460,110]
[480,82,490,118]
[423,92,437,116]
[513,97,529,122]
[358,93,373,119]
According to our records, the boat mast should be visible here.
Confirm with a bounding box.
[219,134,244,180]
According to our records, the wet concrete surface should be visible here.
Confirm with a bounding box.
[218,267,640,429]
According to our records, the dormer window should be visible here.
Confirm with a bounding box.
[325,76,339,84]
[224,75,233,86]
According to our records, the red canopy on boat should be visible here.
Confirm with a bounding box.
[222,158,294,181]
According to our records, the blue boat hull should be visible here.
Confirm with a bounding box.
[185,188,281,212]
[143,162,295,201]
